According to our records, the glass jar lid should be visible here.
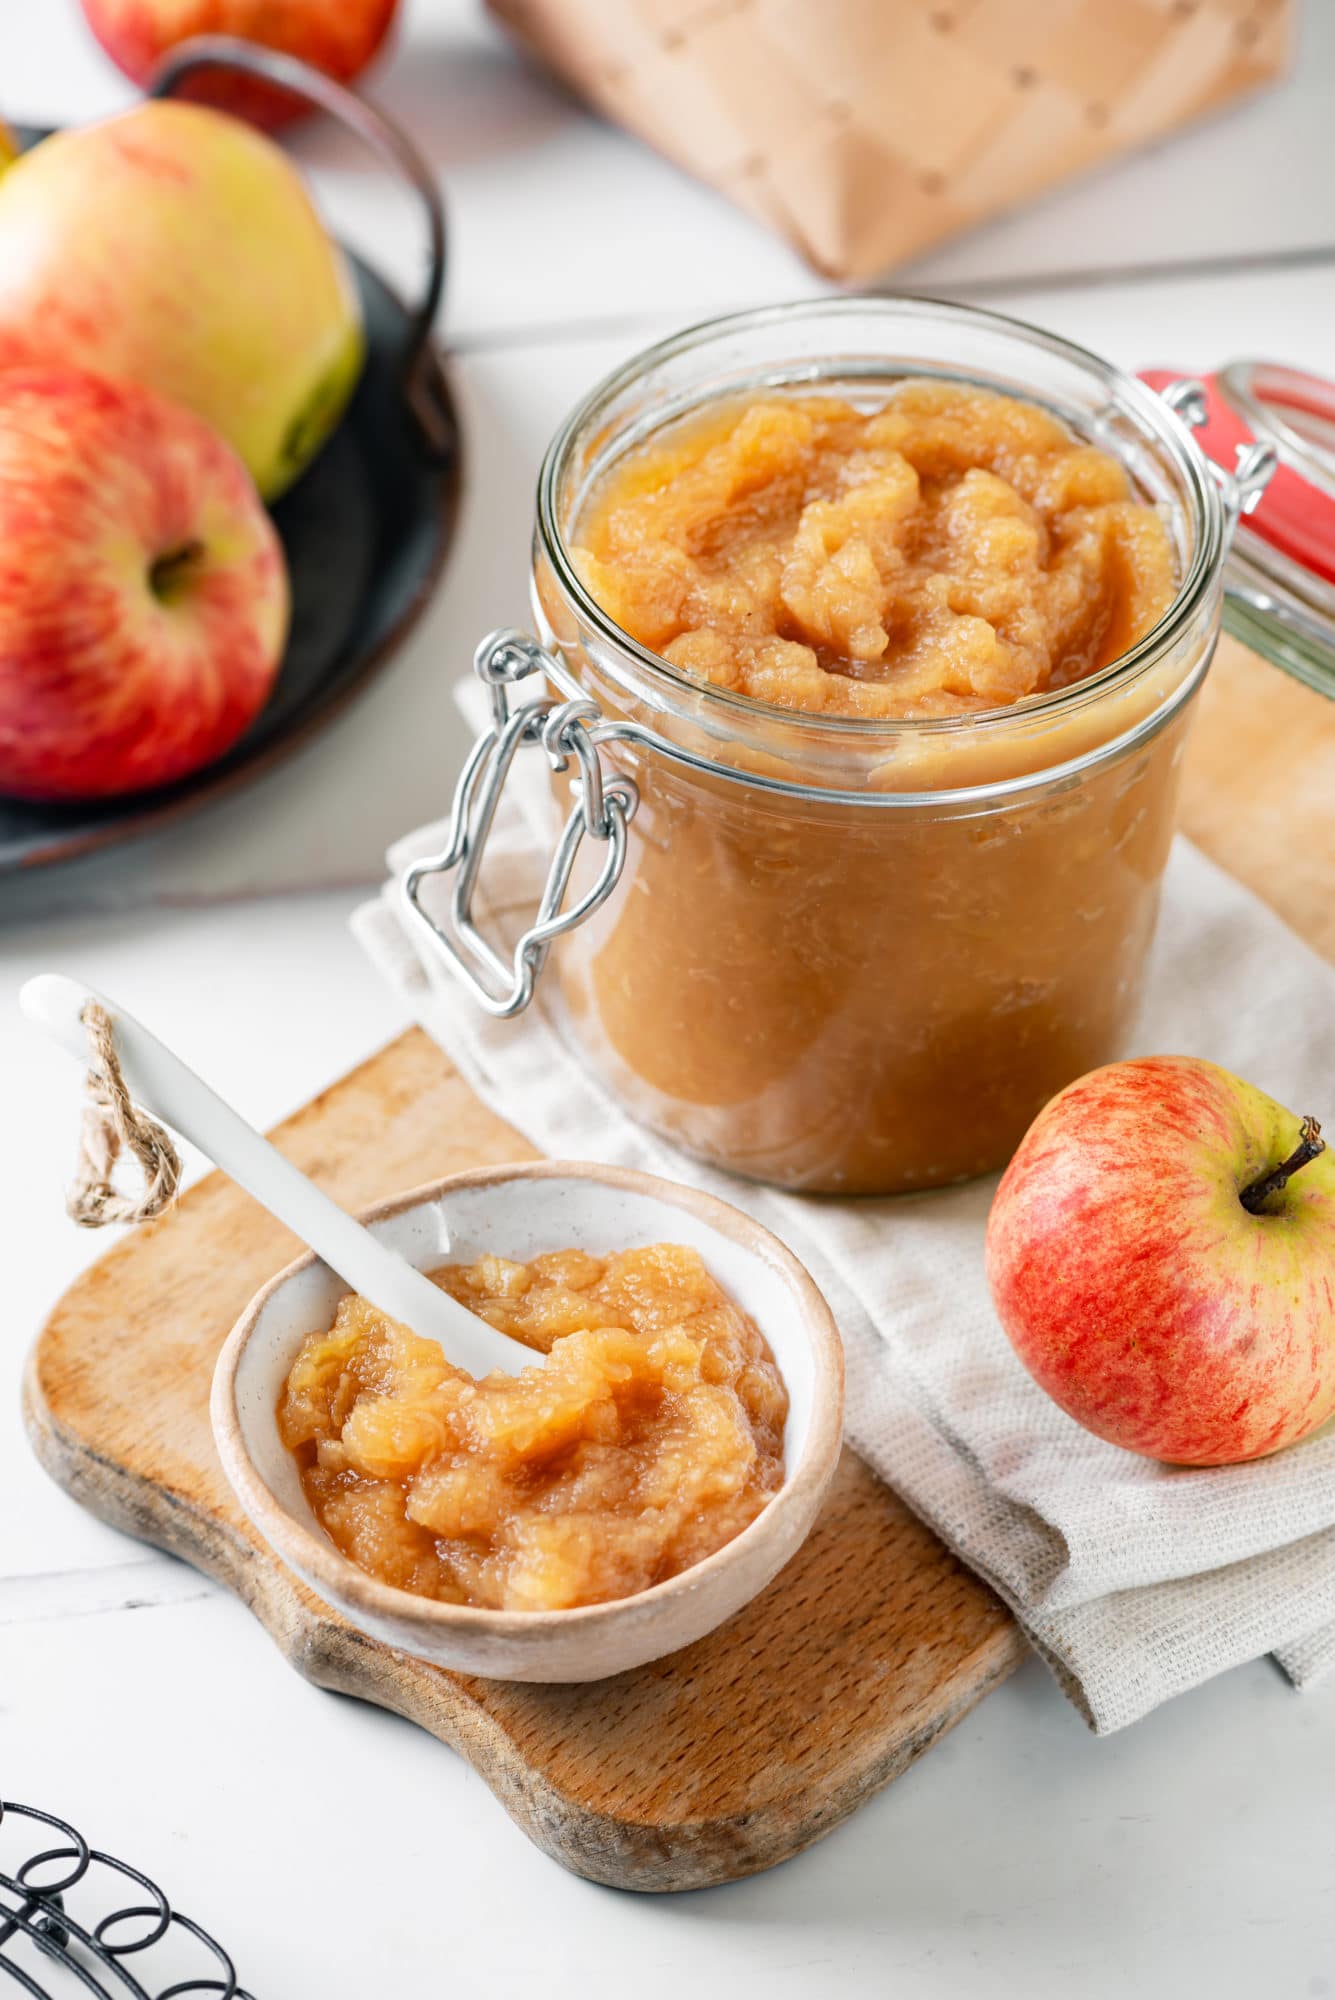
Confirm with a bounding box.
[1142,362,1335,696]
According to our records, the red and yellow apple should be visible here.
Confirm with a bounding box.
[0,100,363,499]
[80,0,400,128]
[986,1056,1335,1466]
[0,368,289,801]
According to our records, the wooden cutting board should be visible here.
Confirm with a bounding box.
[22,637,1332,1894]
[1178,636,1335,963]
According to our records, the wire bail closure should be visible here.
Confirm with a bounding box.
[1155,370,1335,696]
[401,630,638,1018]
[1158,376,1278,524]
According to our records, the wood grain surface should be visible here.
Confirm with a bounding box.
[1179,636,1335,963]
[23,638,1331,1893]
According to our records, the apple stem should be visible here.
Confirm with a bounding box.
[149,539,205,603]
[1239,1115,1325,1214]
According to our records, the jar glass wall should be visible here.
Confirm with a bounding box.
[529,300,1225,1194]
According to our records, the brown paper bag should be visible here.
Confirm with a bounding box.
[487,0,1295,279]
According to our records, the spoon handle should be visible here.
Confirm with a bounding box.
[19,974,524,1379]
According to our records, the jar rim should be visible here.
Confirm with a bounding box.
[536,294,1225,744]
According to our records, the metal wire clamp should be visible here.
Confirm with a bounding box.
[401,631,638,1018]
[1158,376,1278,523]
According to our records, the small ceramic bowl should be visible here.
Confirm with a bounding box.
[211,1160,844,1682]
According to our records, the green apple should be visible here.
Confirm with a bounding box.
[0,100,363,499]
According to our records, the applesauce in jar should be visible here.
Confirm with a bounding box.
[407,300,1230,1195]
[278,1243,788,1612]
[572,383,1176,720]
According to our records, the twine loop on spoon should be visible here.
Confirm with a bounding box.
[66,1002,182,1228]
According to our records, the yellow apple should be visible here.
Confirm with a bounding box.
[0,100,364,499]
[0,121,18,177]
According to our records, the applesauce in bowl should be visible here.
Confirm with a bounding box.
[404,299,1244,1194]
[212,1161,843,1682]
[279,1241,788,1612]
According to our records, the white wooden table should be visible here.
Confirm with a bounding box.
[1,4,1333,1992]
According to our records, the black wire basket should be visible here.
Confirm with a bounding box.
[0,1801,254,1998]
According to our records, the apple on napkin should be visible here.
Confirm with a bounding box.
[987,1056,1335,1467]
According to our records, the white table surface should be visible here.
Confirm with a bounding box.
[1,3,1333,1993]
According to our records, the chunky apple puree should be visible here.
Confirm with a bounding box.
[572,383,1176,719]
[278,1244,787,1612]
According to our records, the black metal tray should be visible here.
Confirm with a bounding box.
[1,57,460,876]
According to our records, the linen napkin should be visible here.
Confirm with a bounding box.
[352,723,1335,1733]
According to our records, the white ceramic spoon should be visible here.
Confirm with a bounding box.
[20,974,533,1380]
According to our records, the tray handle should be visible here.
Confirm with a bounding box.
[148,35,452,457]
